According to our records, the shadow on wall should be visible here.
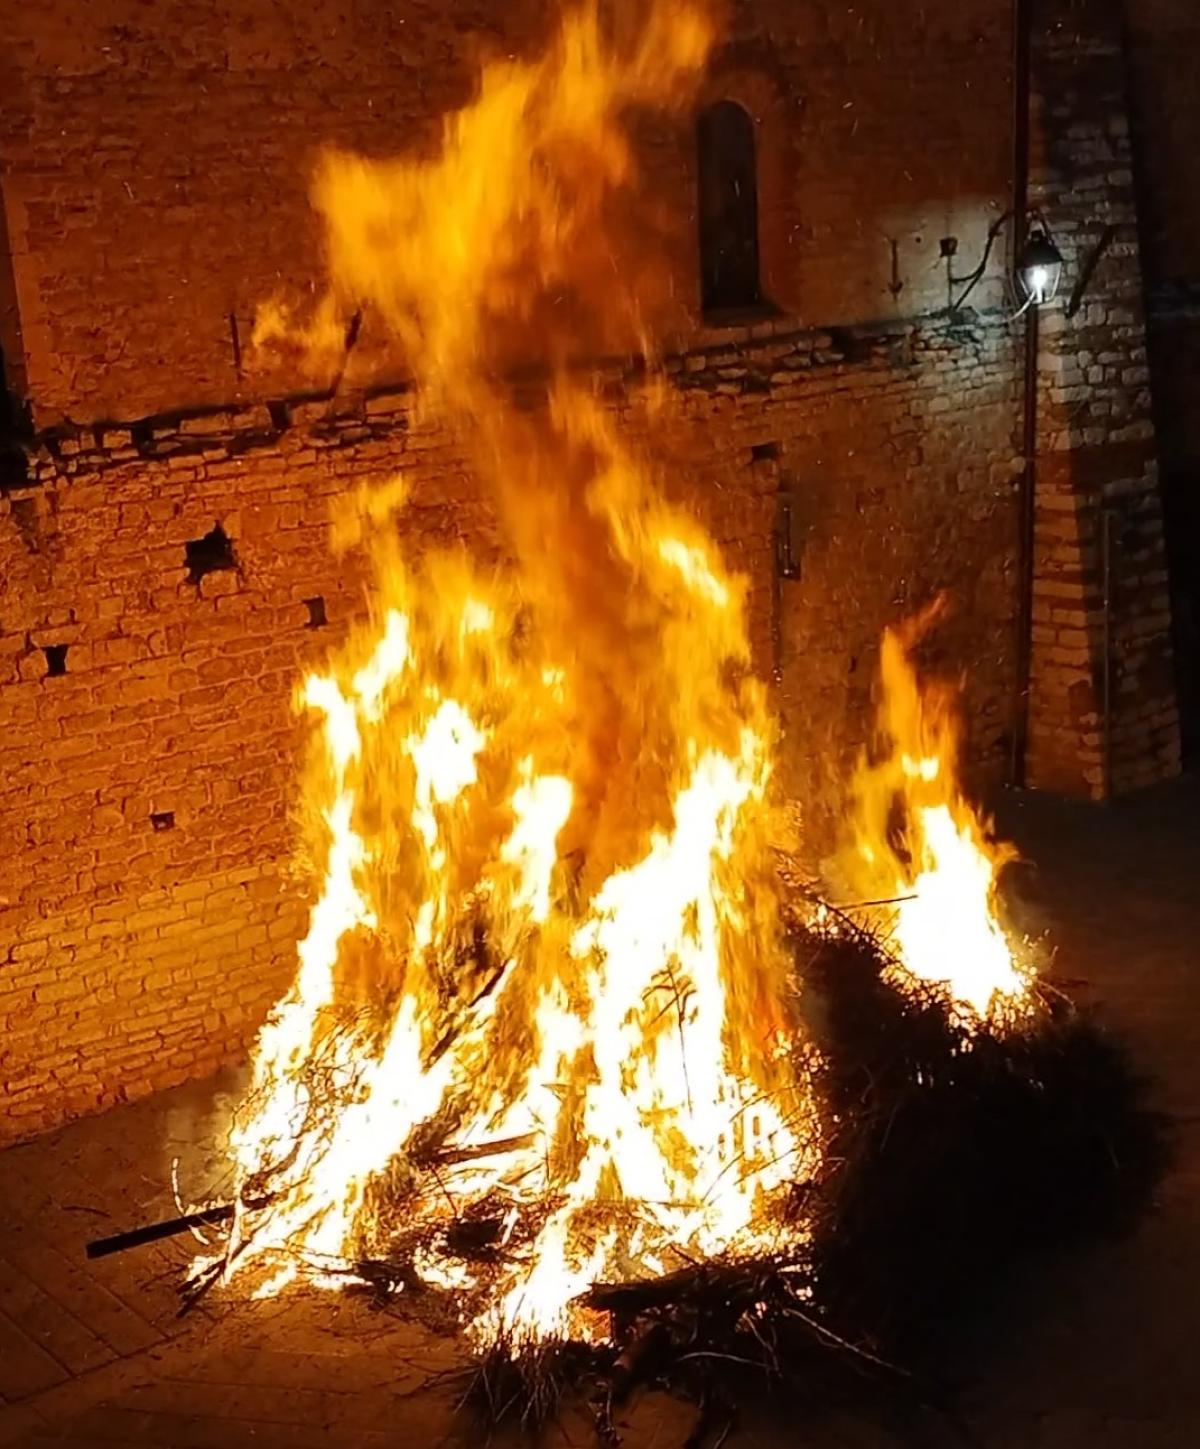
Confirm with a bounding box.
[0,346,29,488]
[1159,461,1200,764]
[1122,1,1200,763]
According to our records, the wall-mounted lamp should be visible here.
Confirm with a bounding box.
[1016,224,1064,306]
[947,211,1065,319]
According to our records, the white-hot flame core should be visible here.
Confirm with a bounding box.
[842,609,1030,1021]
[217,561,812,1341]
[894,805,1027,1017]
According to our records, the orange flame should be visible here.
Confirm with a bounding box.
[206,0,1030,1343]
[839,600,1030,1020]
[213,1,815,1345]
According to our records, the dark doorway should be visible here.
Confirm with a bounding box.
[697,101,762,315]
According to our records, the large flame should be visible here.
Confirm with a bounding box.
[839,601,1029,1019]
[215,1,815,1346]
[208,1,1031,1346]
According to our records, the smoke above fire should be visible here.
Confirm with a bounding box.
[204,0,1029,1345]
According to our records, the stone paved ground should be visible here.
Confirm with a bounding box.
[0,779,1197,1448]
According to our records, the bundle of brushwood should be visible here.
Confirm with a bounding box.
[798,919,1165,1347]
[474,916,1166,1434]
[87,914,1165,1442]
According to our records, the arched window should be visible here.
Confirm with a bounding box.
[697,100,762,314]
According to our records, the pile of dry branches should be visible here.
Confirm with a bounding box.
[469,914,1166,1432]
[90,913,1164,1441]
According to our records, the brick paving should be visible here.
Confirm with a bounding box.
[0,779,1197,1448]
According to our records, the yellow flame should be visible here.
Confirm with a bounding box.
[840,602,1029,1020]
[217,0,816,1345]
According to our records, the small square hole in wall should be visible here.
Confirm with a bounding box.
[150,810,175,832]
[304,595,328,629]
[43,644,69,677]
[751,441,780,463]
[185,523,238,585]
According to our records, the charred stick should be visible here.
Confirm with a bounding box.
[429,1132,537,1166]
[88,1130,535,1262]
[89,1130,535,1261]
[587,1273,692,1314]
[586,1263,761,1314]
[426,956,514,1067]
[326,307,363,398]
[85,1194,274,1260]
[610,1320,671,1402]
[177,1259,225,1318]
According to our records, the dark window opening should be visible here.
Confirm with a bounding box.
[43,644,68,677]
[185,523,238,584]
[150,810,175,832]
[304,595,328,629]
[698,100,762,315]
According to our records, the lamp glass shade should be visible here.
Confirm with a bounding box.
[1018,228,1064,304]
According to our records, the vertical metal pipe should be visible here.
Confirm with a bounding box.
[1101,506,1115,800]
[772,474,799,686]
[1012,0,1031,252]
[1012,303,1039,787]
[1010,0,1037,787]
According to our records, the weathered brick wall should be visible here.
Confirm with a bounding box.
[760,323,1020,845]
[0,317,1018,1141]
[0,414,357,1136]
[0,0,1013,425]
[1024,0,1180,795]
[0,0,1182,1140]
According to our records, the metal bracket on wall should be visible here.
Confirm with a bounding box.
[776,477,801,582]
[1065,224,1116,320]
[228,312,244,380]
[772,470,802,690]
[887,238,905,301]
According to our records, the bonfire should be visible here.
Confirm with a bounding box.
[88,1,1161,1433]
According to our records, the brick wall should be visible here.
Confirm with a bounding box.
[0,0,1181,1140]
[0,316,1018,1141]
[0,0,1013,425]
[1024,0,1181,795]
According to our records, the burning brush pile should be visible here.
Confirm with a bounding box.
[120,0,1162,1429]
